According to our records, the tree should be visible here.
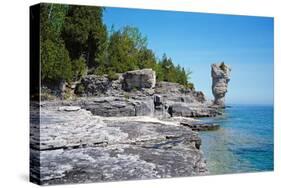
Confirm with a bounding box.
[41,39,72,83]
[62,6,107,68]
[40,4,72,84]
[122,26,148,50]
[71,57,87,81]
[137,48,157,69]
[154,63,164,81]
[39,4,193,90]
[108,28,137,73]
[156,54,192,86]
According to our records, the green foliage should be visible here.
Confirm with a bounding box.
[107,70,119,81]
[185,82,195,90]
[107,28,139,73]
[41,39,72,82]
[40,3,68,41]
[63,88,73,100]
[106,26,159,78]
[40,4,194,90]
[40,4,72,84]
[75,84,85,95]
[71,57,87,81]
[62,5,107,68]
[154,54,192,86]
[122,26,148,50]
[137,48,157,69]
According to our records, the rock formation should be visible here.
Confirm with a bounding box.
[75,74,112,96]
[122,68,156,91]
[33,68,226,184]
[211,62,231,107]
[71,69,219,118]
[30,104,207,185]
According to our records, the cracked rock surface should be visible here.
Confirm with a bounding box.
[30,103,207,185]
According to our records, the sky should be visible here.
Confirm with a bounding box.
[103,7,274,105]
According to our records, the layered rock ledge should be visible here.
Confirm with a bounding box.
[30,104,207,185]
[31,68,229,185]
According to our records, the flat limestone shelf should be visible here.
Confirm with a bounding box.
[30,104,208,185]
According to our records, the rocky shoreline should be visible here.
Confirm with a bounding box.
[31,64,230,185]
[30,104,207,185]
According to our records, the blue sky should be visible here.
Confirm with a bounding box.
[103,7,274,105]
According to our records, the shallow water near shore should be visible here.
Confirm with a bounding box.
[199,104,273,174]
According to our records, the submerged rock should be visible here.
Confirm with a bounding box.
[211,62,231,107]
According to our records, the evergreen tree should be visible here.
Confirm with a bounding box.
[39,4,193,89]
[62,5,107,68]
[40,4,72,84]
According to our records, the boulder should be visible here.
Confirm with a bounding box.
[211,62,231,107]
[122,69,156,91]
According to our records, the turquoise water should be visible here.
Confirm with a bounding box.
[199,105,273,174]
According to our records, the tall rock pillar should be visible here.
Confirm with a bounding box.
[211,62,231,107]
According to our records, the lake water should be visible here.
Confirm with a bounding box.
[199,105,273,174]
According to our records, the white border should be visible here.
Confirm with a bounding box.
[0,0,280,187]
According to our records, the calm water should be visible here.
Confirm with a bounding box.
[199,105,273,174]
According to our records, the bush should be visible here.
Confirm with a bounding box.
[71,57,87,81]
[184,83,195,90]
[107,70,119,81]
[63,88,74,100]
[75,84,85,95]
[41,39,72,83]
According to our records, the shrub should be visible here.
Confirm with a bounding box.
[63,88,73,100]
[41,39,72,83]
[184,83,195,90]
[75,84,85,95]
[107,70,119,81]
[71,57,87,81]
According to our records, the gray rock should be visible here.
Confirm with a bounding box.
[211,62,231,107]
[155,82,206,104]
[192,91,206,103]
[167,102,219,117]
[122,69,156,91]
[75,75,113,96]
[79,97,154,117]
[30,105,208,185]
[154,94,163,109]
[58,106,81,111]
[180,120,220,131]
[165,117,220,131]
